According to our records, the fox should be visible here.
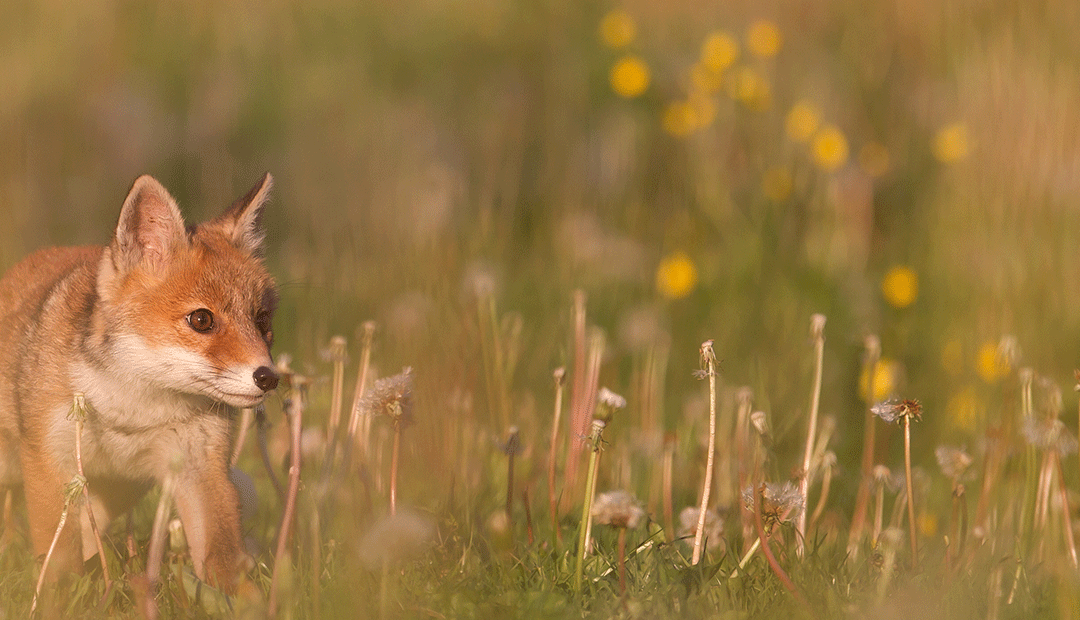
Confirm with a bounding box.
[0,173,280,593]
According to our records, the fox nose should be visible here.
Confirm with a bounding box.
[253,366,279,392]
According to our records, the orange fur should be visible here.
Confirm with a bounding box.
[0,174,279,593]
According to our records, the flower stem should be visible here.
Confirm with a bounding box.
[692,340,717,565]
[574,420,605,593]
[548,368,566,547]
[797,316,825,556]
[903,416,918,568]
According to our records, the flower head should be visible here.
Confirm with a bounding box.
[678,506,724,551]
[592,490,645,529]
[742,481,804,529]
[361,367,415,426]
[610,55,650,98]
[935,445,973,481]
[872,399,922,424]
[1022,416,1079,455]
[881,265,918,308]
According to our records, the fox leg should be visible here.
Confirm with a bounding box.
[172,461,243,593]
[20,446,81,578]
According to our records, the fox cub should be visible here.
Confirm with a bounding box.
[0,174,280,592]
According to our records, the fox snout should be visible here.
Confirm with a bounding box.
[253,365,279,392]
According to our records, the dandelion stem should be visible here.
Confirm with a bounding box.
[574,420,605,593]
[848,337,880,553]
[1054,452,1078,567]
[903,415,918,568]
[270,389,305,617]
[350,322,377,462]
[31,501,71,616]
[692,340,717,565]
[617,527,627,596]
[71,394,111,590]
[143,468,178,620]
[752,483,808,606]
[797,316,825,556]
[662,435,675,543]
[390,418,401,517]
[231,407,254,467]
[548,368,566,546]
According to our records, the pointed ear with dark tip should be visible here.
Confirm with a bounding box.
[212,172,273,255]
[112,175,187,273]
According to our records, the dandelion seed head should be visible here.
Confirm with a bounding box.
[1022,416,1078,455]
[597,387,627,411]
[742,481,804,527]
[935,445,973,481]
[872,399,921,424]
[592,490,645,529]
[872,465,892,485]
[678,506,725,552]
[362,367,415,425]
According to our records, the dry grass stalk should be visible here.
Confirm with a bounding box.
[326,335,348,447]
[796,315,826,556]
[69,394,111,590]
[231,407,255,467]
[848,335,881,554]
[348,321,377,462]
[691,340,718,565]
[270,383,307,617]
[547,367,566,545]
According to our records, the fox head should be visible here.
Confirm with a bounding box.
[94,174,280,408]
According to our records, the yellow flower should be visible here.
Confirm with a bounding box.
[746,20,782,58]
[610,55,650,98]
[881,265,917,308]
[761,167,793,202]
[859,142,890,177]
[656,252,698,299]
[785,101,819,142]
[599,10,636,49]
[933,122,969,163]
[701,31,739,72]
[811,125,849,171]
[918,512,938,537]
[976,341,1010,383]
[947,385,983,432]
[859,358,900,403]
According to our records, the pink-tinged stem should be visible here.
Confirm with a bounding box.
[270,392,305,616]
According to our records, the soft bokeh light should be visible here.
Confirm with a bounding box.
[599,10,637,49]
[881,265,918,308]
[610,55,651,98]
[811,125,849,171]
[933,122,969,163]
[746,20,782,58]
[976,340,1010,383]
[656,251,698,299]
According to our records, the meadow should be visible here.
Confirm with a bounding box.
[2,0,1080,617]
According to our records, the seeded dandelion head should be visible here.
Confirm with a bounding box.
[592,490,645,529]
[872,399,922,424]
[742,481,804,529]
[362,367,415,427]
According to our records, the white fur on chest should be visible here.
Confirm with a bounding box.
[66,358,233,481]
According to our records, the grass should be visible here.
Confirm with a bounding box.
[3,0,1080,617]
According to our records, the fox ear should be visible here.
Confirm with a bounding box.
[213,172,273,255]
[112,175,187,272]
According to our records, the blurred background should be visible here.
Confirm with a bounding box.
[3,0,1080,539]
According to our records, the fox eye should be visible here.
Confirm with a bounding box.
[256,310,273,344]
[187,309,215,333]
